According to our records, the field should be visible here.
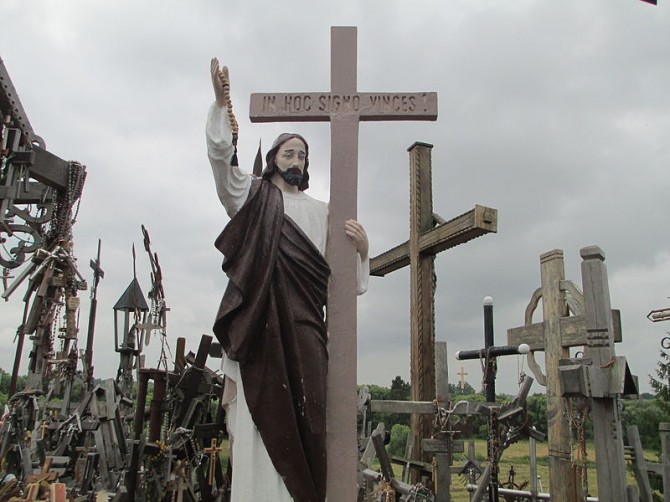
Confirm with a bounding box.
[380,439,661,501]
[221,437,661,500]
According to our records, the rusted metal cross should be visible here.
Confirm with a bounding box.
[249,26,437,500]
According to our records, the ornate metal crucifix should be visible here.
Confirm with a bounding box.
[249,26,438,499]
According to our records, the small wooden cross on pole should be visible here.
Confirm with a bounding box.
[249,26,438,499]
[457,367,468,389]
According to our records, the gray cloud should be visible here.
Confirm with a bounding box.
[1,0,669,397]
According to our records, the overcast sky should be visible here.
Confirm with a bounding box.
[1,0,669,397]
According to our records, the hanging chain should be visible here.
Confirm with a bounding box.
[567,397,590,496]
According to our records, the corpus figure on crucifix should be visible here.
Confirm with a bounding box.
[206,58,370,502]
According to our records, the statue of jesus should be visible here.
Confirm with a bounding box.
[207,58,369,502]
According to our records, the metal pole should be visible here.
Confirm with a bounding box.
[483,296,495,403]
[529,437,538,502]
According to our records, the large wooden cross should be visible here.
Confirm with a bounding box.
[506,249,624,501]
[370,142,497,468]
[249,26,438,500]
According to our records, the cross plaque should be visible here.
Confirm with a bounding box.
[249,26,438,499]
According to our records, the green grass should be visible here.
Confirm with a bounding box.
[225,437,662,500]
[373,439,661,502]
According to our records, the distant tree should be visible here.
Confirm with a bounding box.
[650,346,670,413]
[389,376,410,401]
[0,369,26,399]
[387,424,410,457]
[526,393,547,435]
[622,396,667,452]
[367,376,411,428]
[449,381,476,396]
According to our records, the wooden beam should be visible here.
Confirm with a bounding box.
[507,310,622,351]
[370,400,434,415]
[370,205,497,277]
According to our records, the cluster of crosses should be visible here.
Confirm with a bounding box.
[2,23,665,502]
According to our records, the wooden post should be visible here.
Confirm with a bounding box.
[660,422,670,502]
[409,143,437,465]
[507,250,593,501]
[174,337,186,372]
[627,425,653,502]
[249,27,438,500]
[149,370,167,442]
[127,370,149,498]
[434,341,450,502]
[580,246,628,500]
[435,341,449,403]
[540,250,581,500]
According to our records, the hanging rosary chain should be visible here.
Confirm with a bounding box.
[567,397,589,495]
[217,69,239,145]
[67,161,85,227]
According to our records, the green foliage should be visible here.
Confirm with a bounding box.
[389,376,410,400]
[367,376,411,428]
[526,393,547,435]
[0,368,27,409]
[621,397,667,452]
[449,381,477,396]
[387,424,410,457]
[650,347,670,412]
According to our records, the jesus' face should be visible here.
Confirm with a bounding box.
[274,137,307,187]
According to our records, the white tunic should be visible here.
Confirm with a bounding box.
[206,102,368,501]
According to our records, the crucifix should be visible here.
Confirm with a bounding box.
[370,141,497,467]
[204,438,224,485]
[506,248,629,501]
[455,297,529,502]
[249,26,438,498]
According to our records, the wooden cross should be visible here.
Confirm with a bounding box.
[249,26,438,499]
[204,438,223,485]
[506,249,624,501]
[369,342,463,502]
[370,141,497,468]
[457,367,468,390]
[557,246,633,500]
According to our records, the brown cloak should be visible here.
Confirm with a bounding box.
[213,179,331,502]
